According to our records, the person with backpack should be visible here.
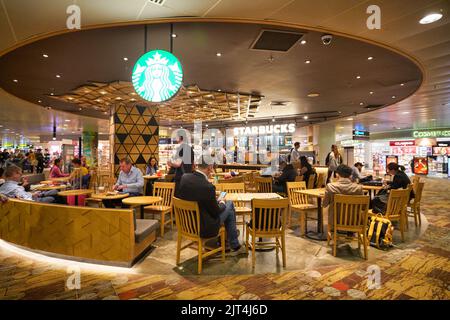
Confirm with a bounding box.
[287,142,301,164]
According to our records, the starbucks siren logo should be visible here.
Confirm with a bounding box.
[132,50,183,102]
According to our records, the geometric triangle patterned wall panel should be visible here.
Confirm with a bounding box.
[110,104,159,176]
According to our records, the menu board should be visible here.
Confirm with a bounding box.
[413,157,428,175]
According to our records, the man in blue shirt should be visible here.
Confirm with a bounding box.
[0,165,57,203]
[114,158,144,196]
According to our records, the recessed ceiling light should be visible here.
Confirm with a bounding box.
[68,97,74,100]
[300,40,306,45]
[402,111,410,114]
[217,89,222,92]
[52,137,56,141]
[42,54,49,58]
[103,111,108,115]
[419,13,443,24]
[356,76,361,79]
[338,111,342,114]
[272,117,276,122]
[346,118,353,121]
[78,107,82,111]
[303,116,308,120]
[392,96,396,99]
[56,74,61,78]
[369,91,374,95]
[50,93,54,96]
[373,123,378,126]
[38,100,42,103]
[13,79,18,83]
[65,119,71,122]
[367,56,374,60]
[216,52,222,57]
[305,60,311,64]
[171,33,177,38]
[100,91,107,95]
[359,102,364,106]
[307,93,320,97]
[400,83,405,86]
[123,57,128,61]
[71,131,75,134]
[396,127,401,130]
[431,118,436,121]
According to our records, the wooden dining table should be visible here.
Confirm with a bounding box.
[294,188,327,241]
[58,189,94,206]
[122,196,163,219]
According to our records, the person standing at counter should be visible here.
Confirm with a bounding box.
[288,142,301,164]
[326,144,342,184]
[169,134,194,196]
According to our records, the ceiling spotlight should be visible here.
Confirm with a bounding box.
[303,115,308,120]
[217,89,222,92]
[272,117,276,122]
[42,54,49,58]
[356,76,361,79]
[56,74,61,78]
[52,137,56,141]
[305,60,311,64]
[419,13,443,24]
[373,123,378,126]
[103,111,108,115]
[50,93,54,96]
[346,118,353,121]
[400,83,405,86]
[402,111,410,114]
[65,119,71,122]
[431,118,436,121]
[216,52,222,57]
[300,40,307,45]
[123,57,128,61]
[392,96,396,99]
[171,33,177,38]
[205,124,208,127]
[307,93,320,97]
[367,56,374,60]
[38,100,42,103]
[13,79,18,83]
[369,91,374,95]
[79,107,82,111]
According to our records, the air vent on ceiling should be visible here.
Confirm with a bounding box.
[251,30,304,52]
[270,101,290,107]
[148,0,166,6]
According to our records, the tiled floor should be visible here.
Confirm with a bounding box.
[0,177,449,299]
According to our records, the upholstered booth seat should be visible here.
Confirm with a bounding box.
[135,219,160,243]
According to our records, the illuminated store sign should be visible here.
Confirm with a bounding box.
[233,123,296,136]
[352,129,370,140]
[412,129,450,138]
[390,140,415,147]
[132,50,183,102]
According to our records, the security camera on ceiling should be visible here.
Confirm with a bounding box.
[321,34,333,45]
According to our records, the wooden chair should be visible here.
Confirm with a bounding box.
[144,182,175,237]
[217,175,244,184]
[407,182,424,227]
[244,171,259,192]
[286,181,317,234]
[294,175,303,182]
[246,198,289,268]
[164,174,175,182]
[255,176,273,193]
[216,182,251,238]
[173,197,225,274]
[316,173,326,188]
[327,195,370,259]
[369,188,410,242]
[307,173,317,189]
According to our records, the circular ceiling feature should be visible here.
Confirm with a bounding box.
[132,49,183,103]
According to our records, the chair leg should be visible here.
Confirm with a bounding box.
[198,240,203,274]
[281,234,286,268]
[363,232,368,260]
[333,230,337,257]
[327,223,331,245]
[275,237,279,255]
[221,229,225,262]
[417,205,422,226]
[251,234,256,269]
[299,212,305,236]
[242,215,246,240]
[176,234,181,265]
[245,226,249,253]
[170,208,174,230]
[288,208,292,228]
[160,212,165,237]
[400,217,405,242]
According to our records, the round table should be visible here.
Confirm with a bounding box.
[58,189,94,206]
[90,192,130,200]
[34,185,67,191]
[122,196,162,219]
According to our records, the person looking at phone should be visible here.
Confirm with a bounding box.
[177,160,247,256]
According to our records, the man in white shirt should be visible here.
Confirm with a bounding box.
[289,142,301,164]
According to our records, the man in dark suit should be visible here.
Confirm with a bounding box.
[177,161,247,256]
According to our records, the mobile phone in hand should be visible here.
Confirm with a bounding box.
[217,191,227,202]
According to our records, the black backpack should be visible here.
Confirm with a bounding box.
[325,152,332,166]
[286,148,294,163]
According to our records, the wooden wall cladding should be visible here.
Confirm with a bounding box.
[0,199,135,265]
[110,104,159,177]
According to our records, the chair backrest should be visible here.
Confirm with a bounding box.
[414,182,425,204]
[173,197,200,238]
[250,198,289,233]
[153,182,175,207]
[294,175,303,182]
[218,175,244,184]
[286,181,309,206]
[386,188,410,219]
[217,182,245,194]
[333,194,369,230]
[316,173,326,188]
[307,173,317,189]
[255,176,273,193]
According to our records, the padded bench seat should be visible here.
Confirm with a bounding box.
[135,219,160,243]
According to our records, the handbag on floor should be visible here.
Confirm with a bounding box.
[367,215,394,249]
[371,188,389,214]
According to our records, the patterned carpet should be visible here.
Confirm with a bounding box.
[0,177,448,300]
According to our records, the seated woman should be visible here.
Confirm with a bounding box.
[49,158,69,179]
[273,160,297,193]
[145,157,159,175]
[299,156,314,183]
[67,158,90,188]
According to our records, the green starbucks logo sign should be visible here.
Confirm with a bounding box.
[132,50,183,102]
